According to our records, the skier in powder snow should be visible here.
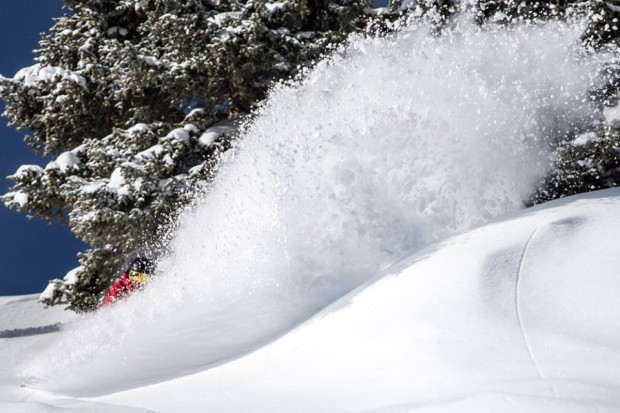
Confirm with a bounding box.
[102,257,154,306]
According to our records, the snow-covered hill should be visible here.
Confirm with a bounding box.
[2,189,620,412]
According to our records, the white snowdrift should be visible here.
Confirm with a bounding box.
[1,189,620,412]
[91,189,620,412]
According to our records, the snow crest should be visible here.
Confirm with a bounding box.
[19,19,606,395]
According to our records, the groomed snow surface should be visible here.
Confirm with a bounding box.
[2,189,620,412]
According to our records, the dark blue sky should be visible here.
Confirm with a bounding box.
[0,1,86,296]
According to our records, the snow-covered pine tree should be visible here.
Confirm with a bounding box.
[0,0,376,312]
[387,0,574,25]
[383,0,620,205]
[528,0,620,204]
[468,0,571,23]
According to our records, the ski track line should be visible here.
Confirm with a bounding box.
[504,394,527,412]
[514,225,558,397]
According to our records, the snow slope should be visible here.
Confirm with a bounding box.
[1,189,620,412]
[91,189,620,412]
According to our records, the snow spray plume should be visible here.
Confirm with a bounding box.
[20,17,607,395]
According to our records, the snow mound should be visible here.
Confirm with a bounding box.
[2,191,620,412]
[93,188,620,412]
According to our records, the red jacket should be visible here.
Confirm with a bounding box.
[103,270,138,306]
